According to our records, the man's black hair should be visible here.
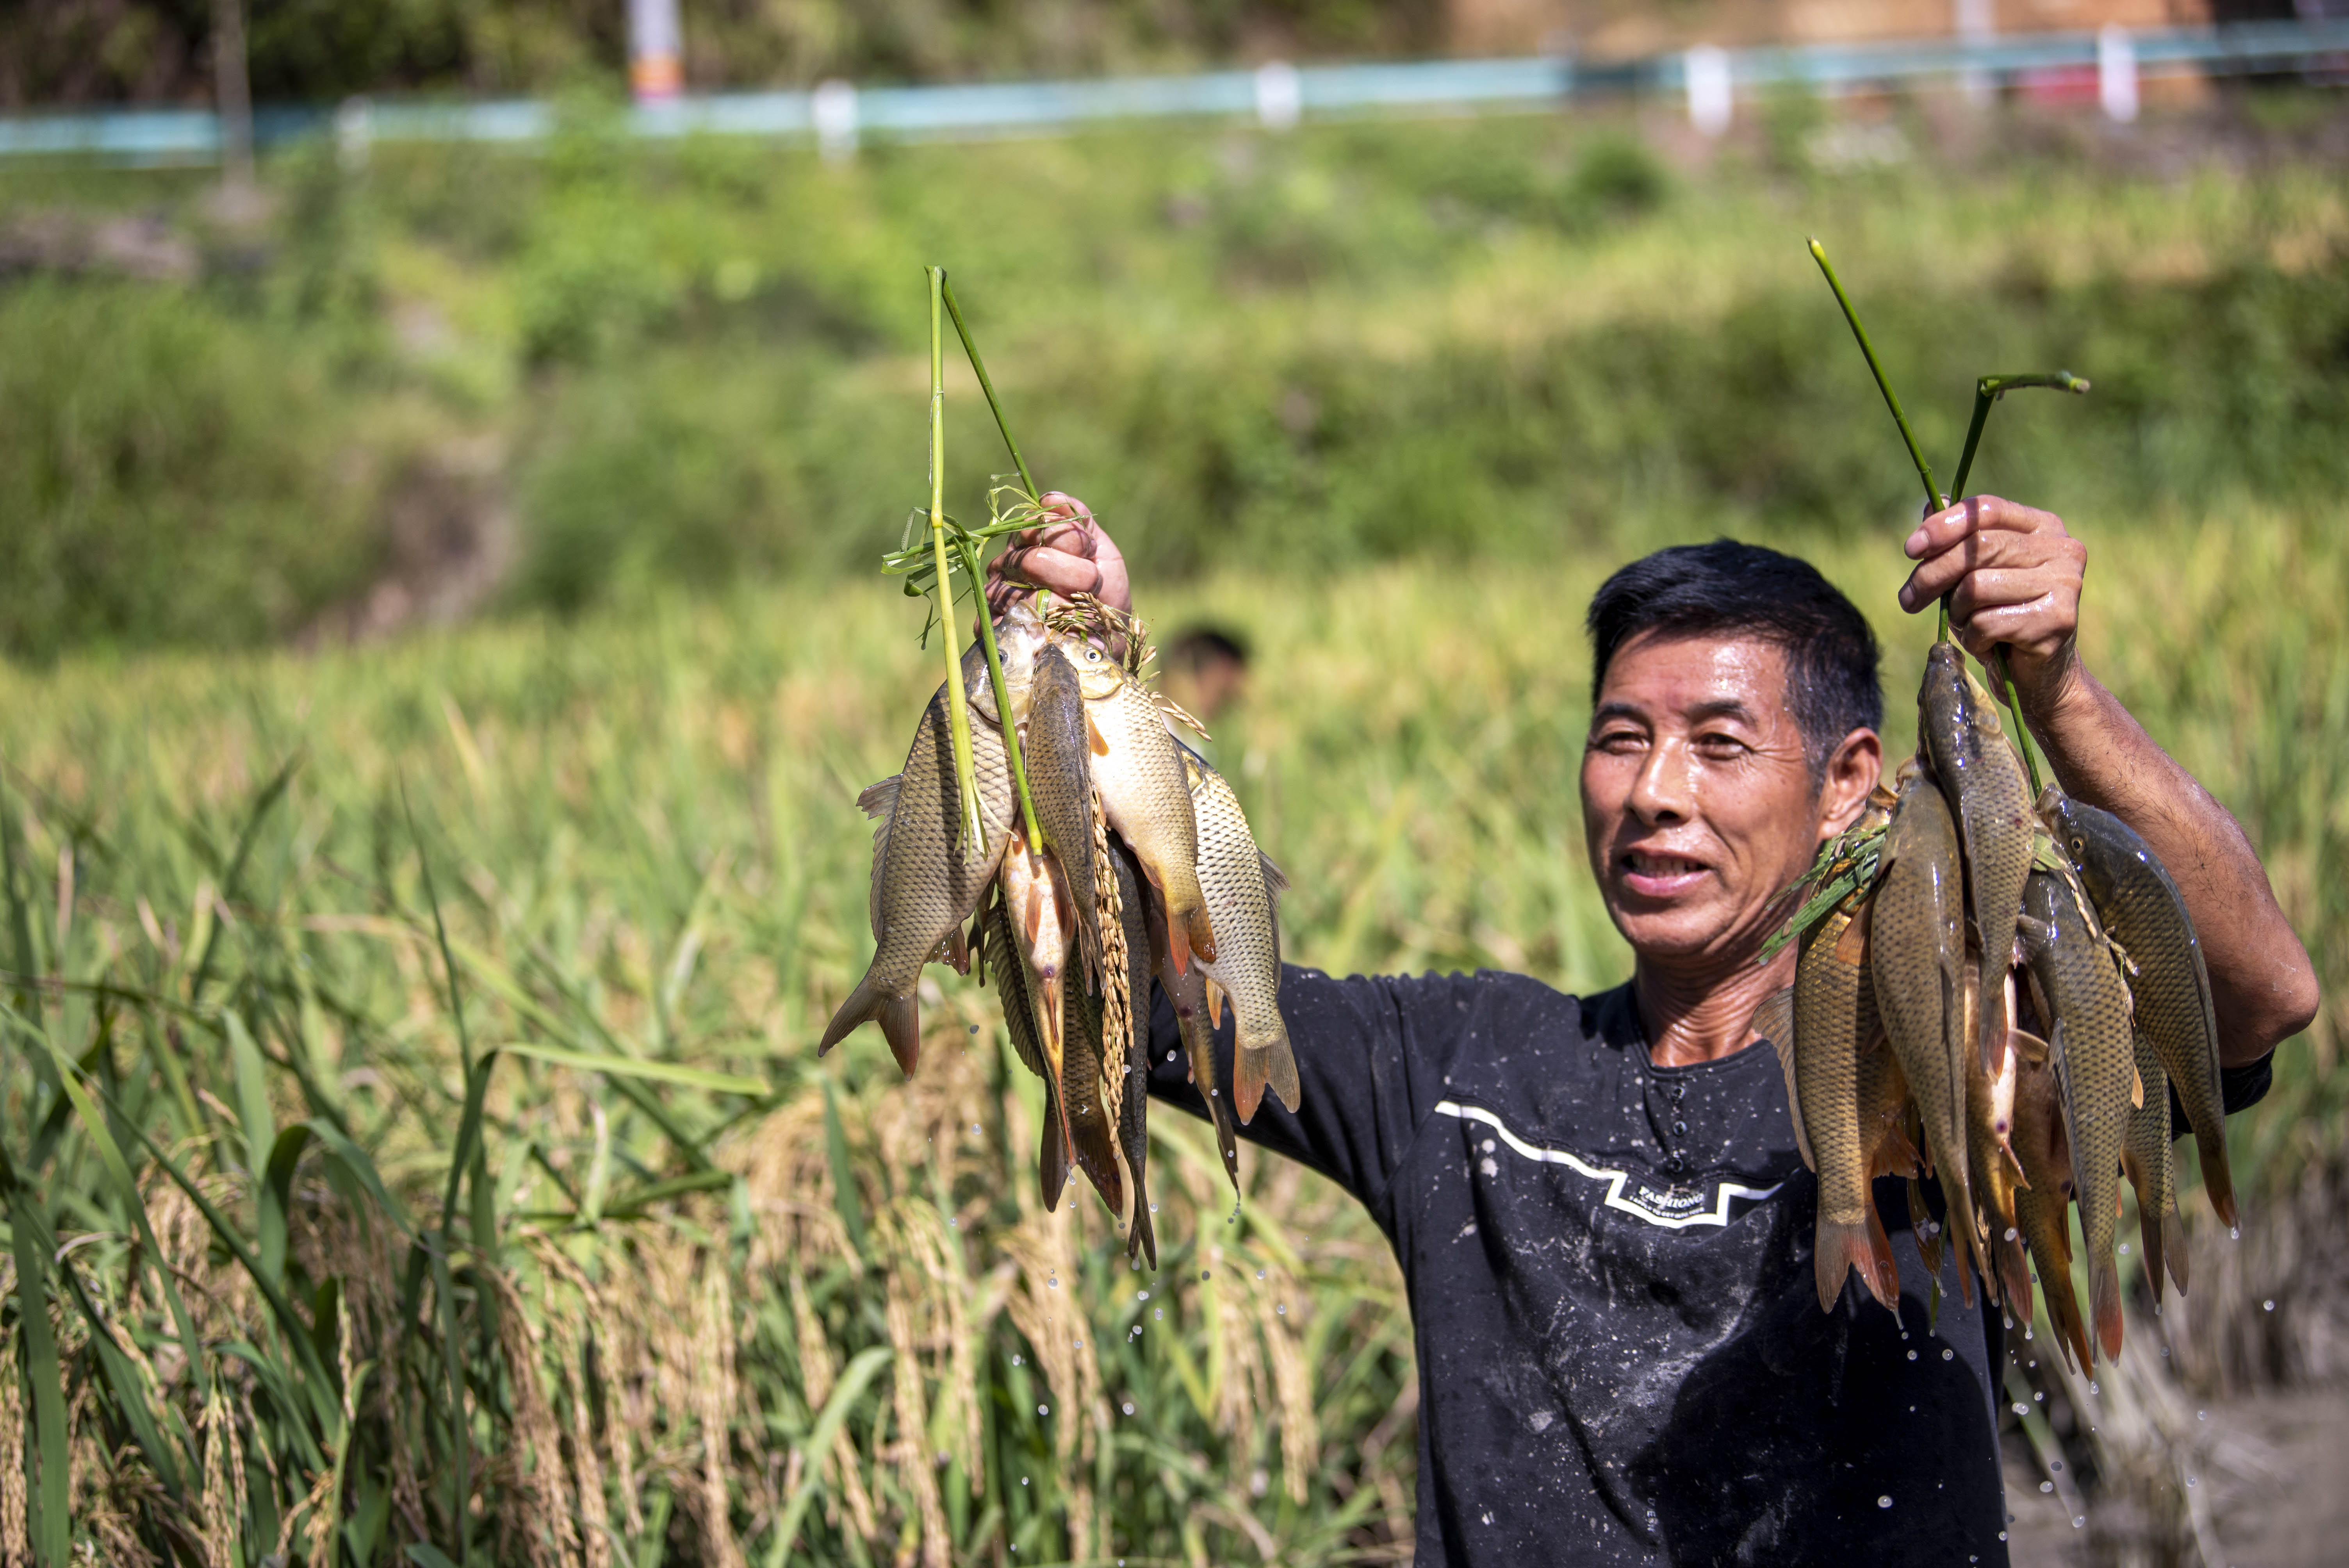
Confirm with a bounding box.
[1585,539,1882,782]
[1164,625,1251,671]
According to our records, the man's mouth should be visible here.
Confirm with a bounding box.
[1618,848,1711,896]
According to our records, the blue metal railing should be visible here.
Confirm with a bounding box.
[2,21,2342,163]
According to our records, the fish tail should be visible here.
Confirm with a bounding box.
[2091,1260,2125,1363]
[1265,1035,1301,1115]
[1995,1233,2033,1320]
[1813,1219,1876,1313]
[1862,1199,1902,1310]
[1233,1046,1269,1125]
[1128,1185,1158,1269]
[2198,1140,2238,1230]
[818,971,921,1074]
[1166,911,1194,976]
[1039,1090,1069,1212]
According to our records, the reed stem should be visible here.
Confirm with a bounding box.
[957,531,1044,853]
[941,275,1039,501]
[1992,647,2046,798]
[927,267,985,851]
[1808,237,1940,518]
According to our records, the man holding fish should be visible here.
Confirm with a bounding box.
[984,490,2319,1566]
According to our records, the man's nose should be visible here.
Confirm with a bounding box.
[1628,737,1693,825]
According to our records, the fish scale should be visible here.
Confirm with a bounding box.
[1069,643,1217,973]
[1793,896,1899,1311]
[1025,643,1104,984]
[1183,751,1297,1123]
[1871,769,1985,1306]
[2021,866,2137,1364]
[2044,788,2235,1229]
[1921,643,2034,1079]
[820,670,1014,1074]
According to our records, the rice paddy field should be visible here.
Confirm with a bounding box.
[0,90,2344,1566]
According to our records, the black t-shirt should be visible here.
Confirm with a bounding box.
[1146,965,2272,1568]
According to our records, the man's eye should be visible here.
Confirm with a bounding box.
[1696,733,1749,757]
[1594,729,1646,752]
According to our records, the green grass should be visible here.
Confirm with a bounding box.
[0,494,2342,1560]
[5,101,2347,658]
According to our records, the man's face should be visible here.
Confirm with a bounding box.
[1580,633,1855,965]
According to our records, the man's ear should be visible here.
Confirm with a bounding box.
[1817,728,1882,840]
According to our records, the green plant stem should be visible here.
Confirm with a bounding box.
[941,275,1039,501]
[1807,237,1940,518]
[1991,647,2046,797]
[956,533,1044,853]
[1947,371,2085,791]
[927,267,985,852]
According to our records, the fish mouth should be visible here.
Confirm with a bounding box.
[1616,846,1712,898]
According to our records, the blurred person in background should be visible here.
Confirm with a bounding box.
[1158,625,1252,726]
[988,493,2319,1567]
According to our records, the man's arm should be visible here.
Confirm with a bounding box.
[1899,496,2320,1064]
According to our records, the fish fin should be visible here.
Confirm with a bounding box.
[1204,978,1226,1029]
[2164,1207,2190,1295]
[1834,895,1873,964]
[1266,1038,1301,1115]
[2130,1062,2145,1111]
[878,992,921,1077]
[1863,1199,1902,1310]
[1907,1178,1944,1277]
[1995,1233,2032,1321]
[2199,1138,2238,1230]
[1039,1089,1069,1212]
[1870,1123,1921,1181]
[1234,1047,1269,1126]
[1814,1219,1873,1313]
[1746,985,1809,1171]
[1184,904,1218,966]
[2010,1027,2051,1066]
[942,923,971,975]
[1258,852,1290,899]
[1086,713,1110,757]
[2091,1260,2124,1364]
[1948,1215,1980,1311]
[2015,913,2054,956]
[856,775,901,820]
[2048,1276,2090,1376]
[819,970,920,1071]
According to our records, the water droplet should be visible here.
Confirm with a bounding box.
[1038,1404,1049,1415]
[1048,1277,1058,1288]
[1021,1477,1029,1486]
[1149,1203,1158,1213]
[2072,1516,2085,1529]
[1277,1303,1287,1315]
[1011,1354,1023,1366]
[1998,1532,2008,1543]
[1942,1348,1955,1361]
[2264,1299,2276,1312]
[2014,1403,2030,1416]
[1201,1270,1211,1280]
[948,1217,959,1228]
[2040,1482,2055,1494]
[1137,1290,1150,1301]
[1481,1511,1494,1525]
[2186,1476,2197,1488]
[1122,1402,1134,1415]
[1256,1269,1265,1280]
[2087,1382,2098,1395]
[1153,1308,1162,1320]
[1877,1495,1893,1509]
[2050,1460,2063,1472]
[2119,1243,2130,1254]
[1073,1339,1083,1349]
[972,1123,982,1134]
[2005,1228,2018,1242]
[2230,1226,2240,1240]
[1907,1350,1918,1361]
[2035,1392,2044,1402]
[2197,1410,2207,1421]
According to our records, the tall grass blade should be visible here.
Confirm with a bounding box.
[497,1040,768,1096]
[188,751,299,1003]
[4,1185,71,1567]
[763,1345,894,1566]
[58,1254,185,1498]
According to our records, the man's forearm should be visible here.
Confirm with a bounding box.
[2028,664,2320,1064]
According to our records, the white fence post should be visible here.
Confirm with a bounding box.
[1686,45,1732,137]
[2098,25,2139,123]
[627,0,683,103]
[1255,61,1302,132]
[812,79,859,161]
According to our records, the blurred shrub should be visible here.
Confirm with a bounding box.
[0,282,387,662]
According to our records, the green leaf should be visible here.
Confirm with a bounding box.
[822,1076,868,1260]
[761,1345,893,1568]
[496,1040,768,1097]
[6,1192,71,1566]
[226,1010,278,1178]
[59,1254,185,1499]
[259,1123,314,1283]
